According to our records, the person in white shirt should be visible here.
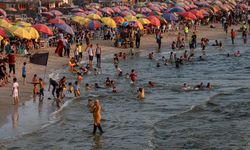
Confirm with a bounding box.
[87,44,94,69]
[12,77,19,105]
[95,43,102,68]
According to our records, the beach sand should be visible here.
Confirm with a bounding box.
[0,23,240,127]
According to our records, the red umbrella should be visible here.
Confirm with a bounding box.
[0,8,6,16]
[0,28,6,37]
[189,10,204,19]
[49,18,65,24]
[33,24,53,36]
[179,12,197,20]
[148,16,161,27]
[113,16,125,25]
[50,10,63,16]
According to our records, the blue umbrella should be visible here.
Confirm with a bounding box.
[163,13,178,21]
[122,22,129,27]
[168,7,186,13]
[55,24,74,35]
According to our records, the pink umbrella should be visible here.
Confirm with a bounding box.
[49,18,65,24]
[0,8,6,16]
[120,11,132,17]
[119,6,129,11]
[129,10,136,16]
[71,8,84,12]
[100,7,114,15]
[0,28,6,37]
[112,7,121,13]
[74,12,86,17]
[50,10,63,16]
[142,7,152,13]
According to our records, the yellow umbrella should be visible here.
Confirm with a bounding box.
[101,17,117,28]
[16,21,32,27]
[24,27,40,39]
[9,26,31,40]
[135,21,144,30]
[87,14,101,20]
[125,15,137,21]
[72,16,90,25]
[0,19,12,29]
[138,18,151,25]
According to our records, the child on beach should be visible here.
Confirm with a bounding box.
[22,62,26,85]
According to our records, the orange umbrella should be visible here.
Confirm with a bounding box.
[189,10,204,19]
[212,6,220,13]
[179,12,197,20]
[148,16,161,27]
[113,16,125,25]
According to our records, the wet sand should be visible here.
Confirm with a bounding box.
[0,23,240,127]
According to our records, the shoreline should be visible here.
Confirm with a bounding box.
[0,23,241,136]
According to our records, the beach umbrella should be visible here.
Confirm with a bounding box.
[0,28,6,37]
[72,16,90,25]
[212,6,220,13]
[86,21,102,30]
[129,10,136,16]
[138,18,151,25]
[149,5,161,12]
[168,7,186,13]
[120,11,132,17]
[179,12,197,20]
[142,7,152,13]
[135,14,146,18]
[50,10,63,16]
[87,14,101,20]
[0,8,6,16]
[49,18,65,24]
[157,16,168,24]
[24,27,39,39]
[0,19,12,29]
[101,17,117,28]
[9,26,31,39]
[55,24,74,35]
[112,7,121,13]
[113,16,125,25]
[148,16,161,27]
[74,12,86,17]
[71,8,84,12]
[33,24,53,36]
[199,9,210,16]
[100,7,114,15]
[129,21,144,30]
[163,13,178,21]
[6,7,17,12]
[125,15,137,22]
[15,21,32,27]
[119,6,129,11]
[41,12,54,18]
[189,10,204,19]
[122,22,129,27]
[0,35,3,41]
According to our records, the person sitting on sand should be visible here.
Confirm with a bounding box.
[137,87,145,100]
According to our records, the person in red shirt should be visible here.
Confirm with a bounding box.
[8,50,16,77]
[230,29,236,45]
[129,69,137,84]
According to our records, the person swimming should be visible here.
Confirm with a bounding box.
[206,82,212,89]
[115,65,123,76]
[148,52,154,59]
[148,81,155,87]
[234,51,240,57]
[181,83,191,91]
[129,69,137,84]
[105,77,111,87]
[112,86,117,93]
[156,62,160,68]
[95,83,102,89]
[194,82,204,90]
[85,83,92,91]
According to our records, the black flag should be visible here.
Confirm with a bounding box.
[30,52,49,66]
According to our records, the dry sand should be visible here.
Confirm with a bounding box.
[0,23,240,127]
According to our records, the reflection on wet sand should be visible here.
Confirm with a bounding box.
[12,105,19,129]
